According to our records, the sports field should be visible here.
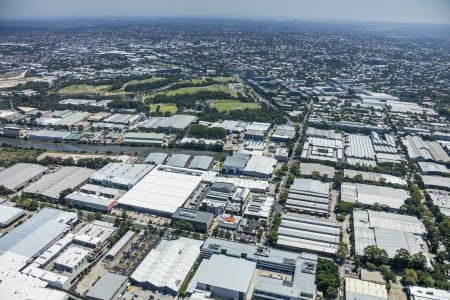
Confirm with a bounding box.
[149,103,178,115]
[211,100,260,112]
[149,84,238,98]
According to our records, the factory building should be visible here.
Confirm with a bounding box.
[223,153,249,174]
[402,135,450,163]
[24,167,95,200]
[0,204,26,227]
[353,210,425,258]
[341,182,409,209]
[242,156,277,178]
[85,272,128,300]
[118,166,206,216]
[188,255,256,300]
[65,191,117,212]
[144,152,169,165]
[166,154,191,168]
[131,237,203,295]
[301,127,344,164]
[200,238,318,300]
[285,178,331,217]
[54,246,89,273]
[123,132,165,146]
[345,278,387,300]
[89,163,154,190]
[188,155,214,171]
[105,231,135,260]
[0,163,49,192]
[277,214,341,256]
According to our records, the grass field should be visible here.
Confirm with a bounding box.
[149,103,178,115]
[120,77,165,90]
[210,100,260,112]
[58,84,112,95]
[149,84,238,99]
[0,147,43,168]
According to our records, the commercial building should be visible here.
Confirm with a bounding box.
[24,167,94,200]
[123,132,165,145]
[65,192,117,212]
[407,286,450,300]
[144,152,169,165]
[188,254,256,300]
[243,156,277,178]
[189,155,214,170]
[200,238,318,300]
[244,194,274,220]
[285,178,331,217]
[89,163,154,190]
[54,246,89,273]
[0,204,25,227]
[277,214,341,256]
[79,184,122,199]
[341,182,409,209]
[302,128,344,164]
[85,272,128,300]
[202,182,250,216]
[245,122,271,140]
[345,277,387,300]
[0,163,49,192]
[271,124,296,142]
[105,231,135,260]
[118,166,206,216]
[353,210,425,258]
[73,220,116,248]
[131,237,203,295]
[166,154,191,168]
[211,120,248,133]
[171,208,214,232]
[223,153,250,174]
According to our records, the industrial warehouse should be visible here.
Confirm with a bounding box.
[353,210,426,258]
[118,166,208,216]
[285,178,332,217]
[276,214,341,255]
[340,182,409,209]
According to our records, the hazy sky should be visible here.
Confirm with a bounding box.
[1,0,449,24]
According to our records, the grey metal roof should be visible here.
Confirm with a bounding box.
[0,163,48,191]
[85,272,128,300]
[188,155,213,170]
[223,153,249,169]
[0,205,25,226]
[89,163,154,189]
[144,152,168,165]
[191,254,256,293]
[290,178,330,196]
[106,231,135,259]
[172,208,213,224]
[0,208,77,258]
[24,167,95,200]
[166,154,190,168]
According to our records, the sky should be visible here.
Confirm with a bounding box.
[0,0,449,24]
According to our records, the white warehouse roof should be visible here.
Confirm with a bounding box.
[118,166,206,215]
[131,237,203,295]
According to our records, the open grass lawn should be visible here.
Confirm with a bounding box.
[58,84,112,95]
[211,100,260,113]
[0,147,43,168]
[151,84,238,98]
[120,77,165,90]
[149,103,178,115]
